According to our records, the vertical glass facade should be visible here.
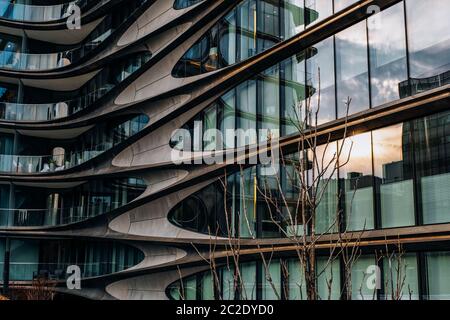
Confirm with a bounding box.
[340,132,374,231]
[175,0,450,123]
[174,0,450,157]
[368,2,408,106]
[172,0,322,77]
[167,250,450,300]
[383,253,419,300]
[316,257,341,300]
[335,20,370,117]
[413,112,450,225]
[351,256,376,300]
[170,107,450,237]
[2,0,450,302]
[426,252,450,300]
[373,123,415,228]
[306,36,336,125]
[406,0,450,79]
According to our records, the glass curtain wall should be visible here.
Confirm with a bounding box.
[173,1,450,155]
[170,107,450,237]
[173,1,450,142]
[167,250,450,300]
[405,0,450,95]
[173,0,325,77]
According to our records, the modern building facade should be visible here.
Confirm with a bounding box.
[0,0,449,300]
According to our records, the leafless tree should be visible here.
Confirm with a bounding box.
[8,277,57,300]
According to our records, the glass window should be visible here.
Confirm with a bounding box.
[239,0,257,62]
[281,153,305,237]
[201,272,215,300]
[258,164,283,238]
[317,257,341,300]
[283,0,305,39]
[351,256,377,300]
[174,0,328,78]
[237,80,257,148]
[0,238,4,281]
[9,239,39,281]
[305,0,333,26]
[236,168,257,238]
[203,104,218,151]
[287,259,307,300]
[219,90,236,149]
[382,253,419,300]
[262,261,281,299]
[413,111,450,224]
[281,55,306,136]
[169,283,182,300]
[334,0,358,13]
[184,276,197,300]
[373,124,415,228]
[313,143,339,234]
[336,20,370,117]
[174,0,203,10]
[306,36,336,125]
[426,252,450,300]
[258,0,280,51]
[406,0,450,79]
[368,2,408,106]
[259,66,280,142]
[220,10,237,67]
[222,266,236,300]
[240,262,257,300]
[340,132,375,231]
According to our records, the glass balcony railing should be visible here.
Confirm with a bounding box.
[0,0,147,71]
[0,37,107,71]
[0,1,75,22]
[0,260,140,281]
[0,114,149,174]
[0,86,113,122]
[0,205,113,227]
[0,143,112,174]
[0,0,108,23]
[0,178,146,228]
[0,50,151,122]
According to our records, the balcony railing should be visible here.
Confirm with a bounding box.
[0,203,121,227]
[0,143,112,174]
[0,86,113,122]
[0,1,149,72]
[0,261,138,281]
[0,0,109,23]
[0,37,107,71]
[0,114,148,174]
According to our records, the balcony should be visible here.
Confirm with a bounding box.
[0,114,149,174]
[0,178,147,228]
[0,0,108,23]
[0,0,148,71]
[0,38,106,71]
[0,86,113,122]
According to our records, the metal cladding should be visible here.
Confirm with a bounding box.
[1,0,450,300]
